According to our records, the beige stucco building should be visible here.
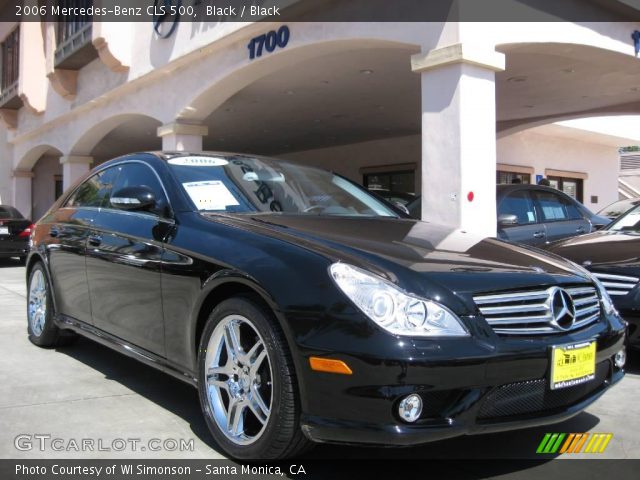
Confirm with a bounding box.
[1,2,640,236]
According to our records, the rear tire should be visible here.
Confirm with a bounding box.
[27,262,76,348]
[197,296,312,459]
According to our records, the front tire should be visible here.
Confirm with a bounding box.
[197,296,312,459]
[27,262,75,347]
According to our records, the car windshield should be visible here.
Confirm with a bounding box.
[607,204,640,232]
[167,155,398,217]
[598,199,640,218]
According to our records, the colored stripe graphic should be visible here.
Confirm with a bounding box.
[537,433,613,454]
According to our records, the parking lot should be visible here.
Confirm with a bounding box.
[1,259,639,462]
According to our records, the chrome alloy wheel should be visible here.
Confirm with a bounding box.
[204,315,273,445]
[28,269,47,337]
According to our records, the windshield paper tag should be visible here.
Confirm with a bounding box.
[169,157,229,166]
[182,181,239,211]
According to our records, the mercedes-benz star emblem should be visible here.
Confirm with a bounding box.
[548,287,576,331]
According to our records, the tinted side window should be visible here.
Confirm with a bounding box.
[109,163,169,216]
[534,191,582,221]
[499,191,537,225]
[66,168,119,208]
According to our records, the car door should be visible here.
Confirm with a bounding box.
[46,170,115,324]
[85,161,172,355]
[497,189,547,246]
[532,189,590,243]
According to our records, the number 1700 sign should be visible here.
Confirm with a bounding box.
[247,26,290,60]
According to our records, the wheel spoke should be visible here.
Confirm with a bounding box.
[244,340,263,365]
[224,321,243,361]
[250,349,267,375]
[250,385,270,418]
[226,398,245,437]
[207,365,232,378]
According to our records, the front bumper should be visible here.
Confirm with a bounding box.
[296,316,626,447]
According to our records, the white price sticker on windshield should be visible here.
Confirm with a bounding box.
[183,181,240,211]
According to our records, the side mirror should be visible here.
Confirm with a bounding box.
[110,186,156,211]
[498,213,519,227]
[393,202,410,215]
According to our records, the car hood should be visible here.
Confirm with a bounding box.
[545,230,640,270]
[212,214,590,296]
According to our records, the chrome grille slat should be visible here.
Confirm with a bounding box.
[575,304,599,316]
[592,272,639,298]
[492,327,556,335]
[600,281,637,289]
[572,312,600,329]
[483,315,552,325]
[474,285,600,336]
[479,303,548,315]
[474,291,549,304]
[592,272,640,282]
[573,295,598,306]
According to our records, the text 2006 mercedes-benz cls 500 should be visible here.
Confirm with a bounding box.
[26,152,626,459]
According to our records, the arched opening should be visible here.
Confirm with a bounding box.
[14,145,63,220]
[496,42,640,135]
[70,113,163,166]
[184,41,422,196]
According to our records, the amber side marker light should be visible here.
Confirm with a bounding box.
[309,357,353,375]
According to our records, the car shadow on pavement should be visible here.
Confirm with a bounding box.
[0,258,24,268]
[56,336,603,465]
[624,349,640,375]
[56,336,224,453]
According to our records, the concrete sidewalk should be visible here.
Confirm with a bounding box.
[0,260,638,461]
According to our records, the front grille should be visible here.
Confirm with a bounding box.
[477,361,610,420]
[592,272,639,297]
[474,285,600,335]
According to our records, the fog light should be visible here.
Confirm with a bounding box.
[398,394,422,423]
[614,348,626,369]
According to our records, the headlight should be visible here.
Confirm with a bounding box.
[329,263,469,337]
[592,276,616,315]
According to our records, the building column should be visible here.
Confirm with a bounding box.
[412,43,505,238]
[12,170,33,219]
[157,122,208,151]
[60,155,93,191]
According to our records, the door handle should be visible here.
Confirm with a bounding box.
[533,231,545,239]
[88,234,102,246]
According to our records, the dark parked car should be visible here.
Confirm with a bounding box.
[0,205,33,262]
[407,184,611,247]
[546,203,640,349]
[598,197,640,220]
[27,152,626,459]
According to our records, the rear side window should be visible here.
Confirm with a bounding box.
[65,167,119,208]
[0,206,23,219]
[534,191,583,222]
[499,191,537,225]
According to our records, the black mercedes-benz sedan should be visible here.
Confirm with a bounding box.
[26,152,626,459]
[546,203,640,349]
